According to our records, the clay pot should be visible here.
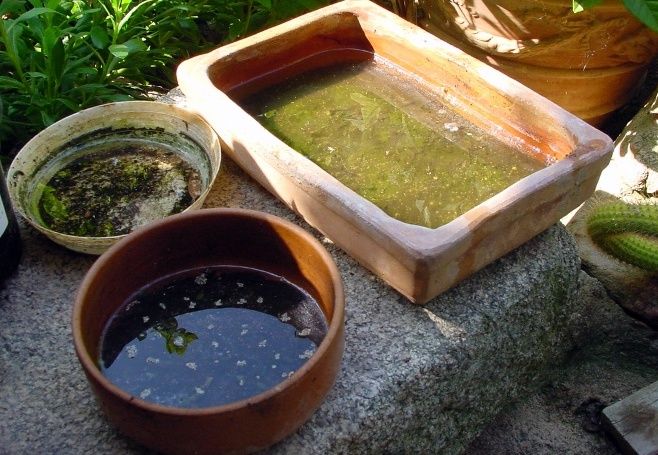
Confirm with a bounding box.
[178,0,612,303]
[414,0,658,125]
[7,101,221,254]
[72,208,345,454]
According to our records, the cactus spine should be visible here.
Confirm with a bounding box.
[587,201,658,273]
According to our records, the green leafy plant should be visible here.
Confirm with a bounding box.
[0,0,328,156]
[573,0,658,33]
[587,201,658,272]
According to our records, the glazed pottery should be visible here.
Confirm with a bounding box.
[177,0,613,303]
[7,101,222,254]
[72,208,345,455]
[412,0,658,126]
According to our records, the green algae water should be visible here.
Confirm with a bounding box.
[243,57,547,228]
[37,142,202,237]
[99,266,327,409]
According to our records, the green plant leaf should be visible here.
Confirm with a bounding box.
[90,25,110,49]
[572,0,603,13]
[26,71,48,79]
[40,110,56,126]
[109,38,146,59]
[0,0,24,16]
[623,0,658,32]
[49,38,65,79]
[0,76,25,90]
[108,43,129,59]
[42,26,61,57]
[116,0,157,33]
[255,0,272,9]
[11,7,56,27]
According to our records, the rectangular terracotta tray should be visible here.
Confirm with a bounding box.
[177,0,612,303]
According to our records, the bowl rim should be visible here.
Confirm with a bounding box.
[72,207,345,416]
[7,100,222,248]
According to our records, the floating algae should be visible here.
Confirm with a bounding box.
[243,57,547,228]
[38,141,202,237]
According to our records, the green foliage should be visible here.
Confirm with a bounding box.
[573,0,658,33]
[587,201,658,273]
[0,0,328,154]
[154,318,198,355]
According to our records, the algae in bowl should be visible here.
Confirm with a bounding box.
[7,101,222,254]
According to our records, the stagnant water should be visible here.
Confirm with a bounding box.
[243,56,547,228]
[99,266,327,409]
[38,141,202,237]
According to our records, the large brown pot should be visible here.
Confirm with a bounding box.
[410,0,658,126]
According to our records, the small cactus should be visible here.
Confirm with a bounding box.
[587,201,658,273]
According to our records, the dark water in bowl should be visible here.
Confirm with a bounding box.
[99,266,328,409]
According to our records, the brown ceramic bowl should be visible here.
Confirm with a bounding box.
[72,208,344,455]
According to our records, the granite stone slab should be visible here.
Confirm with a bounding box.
[0,156,585,454]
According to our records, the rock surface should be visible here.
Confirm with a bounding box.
[1,155,588,454]
[597,85,658,199]
[466,272,658,455]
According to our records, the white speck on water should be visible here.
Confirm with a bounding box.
[188,301,196,309]
[214,360,219,364]
[207,324,215,330]
[125,300,139,312]
[256,296,264,303]
[146,357,160,364]
[236,360,246,367]
[241,329,248,335]
[271,364,277,369]
[239,378,245,386]
[195,387,205,395]
[297,328,311,337]
[274,353,281,360]
[158,302,166,310]
[281,371,294,378]
[139,388,151,399]
[214,299,223,306]
[173,335,185,347]
[126,344,138,359]
[142,316,150,323]
[299,349,314,360]
[194,273,207,285]
[186,362,197,370]
[280,312,291,322]
[444,122,459,132]
[258,339,267,348]
[211,341,219,348]
[236,282,244,288]
[183,296,190,301]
